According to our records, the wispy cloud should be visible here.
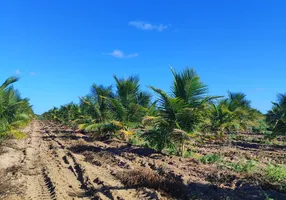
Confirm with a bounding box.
[29,72,37,76]
[15,70,21,75]
[128,21,170,31]
[108,50,138,59]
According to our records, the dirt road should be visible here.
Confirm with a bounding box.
[1,121,159,200]
[1,120,286,200]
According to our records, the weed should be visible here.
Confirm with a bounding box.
[166,148,177,155]
[266,164,286,182]
[199,154,221,164]
[183,150,195,158]
[230,160,256,173]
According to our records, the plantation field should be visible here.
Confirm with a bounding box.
[1,120,285,200]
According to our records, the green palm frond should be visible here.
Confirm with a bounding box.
[108,98,126,122]
[266,93,286,136]
[0,77,19,90]
[0,77,33,139]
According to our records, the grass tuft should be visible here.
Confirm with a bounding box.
[230,160,256,173]
[266,164,286,182]
[199,153,221,164]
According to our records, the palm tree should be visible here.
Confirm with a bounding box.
[77,84,114,124]
[226,92,262,132]
[0,77,33,141]
[147,67,216,155]
[109,75,151,124]
[204,92,263,135]
[266,93,286,137]
[227,92,251,111]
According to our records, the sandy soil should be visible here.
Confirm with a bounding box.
[0,120,285,200]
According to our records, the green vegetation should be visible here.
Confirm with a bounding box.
[266,93,286,138]
[183,150,195,158]
[229,160,256,173]
[266,164,286,182]
[42,67,285,156]
[0,77,33,143]
[199,154,221,164]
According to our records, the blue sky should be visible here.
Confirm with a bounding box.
[0,0,285,114]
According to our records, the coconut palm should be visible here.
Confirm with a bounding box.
[0,77,33,141]
[227,92,251,111]
[204,92,263,135]
[225,92,263,132]
[146,68,216,155]
[266,93,286,137]
[90,84,114,122]
[109,75,151,124]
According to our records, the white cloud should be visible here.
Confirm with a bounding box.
[29,72,37,76]
[15,70,20,75]
[109,50,125,58]
[108,50,138,59]
[128,21,170,31]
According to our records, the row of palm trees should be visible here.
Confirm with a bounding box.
[0,77,34,142]
[42,68,285,155]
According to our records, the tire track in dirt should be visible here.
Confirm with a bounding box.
[23,122,57,200]
[42,122,141,200]
[41,121,162,200]
[22,121,94,200]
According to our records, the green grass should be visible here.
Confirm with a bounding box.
[230,160,256,173]
[183,150,195,158]
[199,153,221,164]
[266,164,286,182]
[165,146,178,156]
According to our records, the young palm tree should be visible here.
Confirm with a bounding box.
[225,92,262,132]
[90,84,114,122]
[147,67,216,155]
[266,93,286,137]
[0,77,33,141]
[227,92,251,111]
[204,92,263,135]
[109,75,151,124]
